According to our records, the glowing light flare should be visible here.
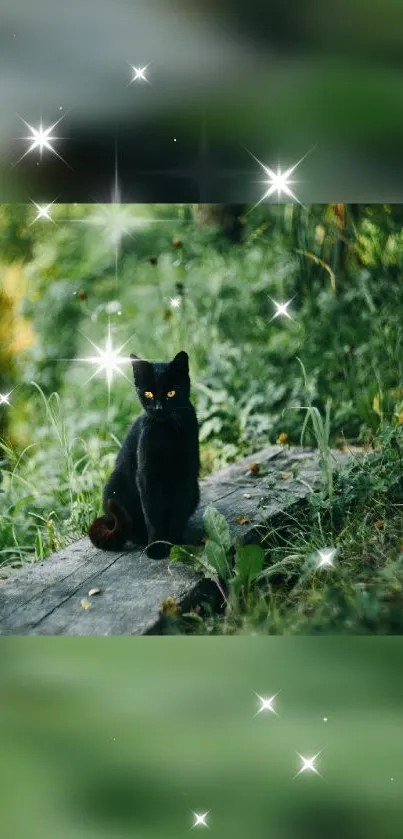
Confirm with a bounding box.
[30,201,56,224]
[0,392,12,406]
[170,296,181,309]
[254,692,279,717]
[15,114,68,166]
[130,64,150,84]
[82,202,156,251]
[191,812,209,829]
[77,325,133,396]
[269,297,295,322]
[316,548,337,569]
[245,147,313,210]
[294,752,322,779]
[86,204,141,247]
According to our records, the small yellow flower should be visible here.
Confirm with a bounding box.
[277,432,288,445]
[159,596,179,617]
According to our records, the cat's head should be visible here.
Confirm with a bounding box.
[130,351,191,416]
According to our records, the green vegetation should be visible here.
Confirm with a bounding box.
[1,202,403,632]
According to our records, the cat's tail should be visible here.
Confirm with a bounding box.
[88,499,129,551]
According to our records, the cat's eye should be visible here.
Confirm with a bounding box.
[167,390,176,398]
[144,391,154,399]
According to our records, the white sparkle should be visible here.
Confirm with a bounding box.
[246,147,313,210]
[316,548,337,569]
[192,812,209,829]
[130,64,150,84]
[170,296,181,309]
[269,297,295,322]
[30,201,56,224]
[15,114,67,166]
[323,717,328,722]
[76,323,133,402]
[294,752,322,778]
[0,392,12,406]
[85,204,140,248]
[254,692,279,717]
[105,300,122,315]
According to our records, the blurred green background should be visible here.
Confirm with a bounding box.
[0,638,403,839]
[3,0,403,202]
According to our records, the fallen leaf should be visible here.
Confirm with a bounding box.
[281,473,290,480]
[89,588,101,596]
[277,432,288,444]
[81,598,91,610]
[236,516,251,525]
[374,520,383,529]
[249,463,260,474]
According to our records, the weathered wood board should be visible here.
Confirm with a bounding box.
[0,445,350,635]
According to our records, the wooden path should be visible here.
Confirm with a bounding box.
[0,445,350,635]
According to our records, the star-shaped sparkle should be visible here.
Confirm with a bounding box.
[130,64,150,84]
[245,147,313,210]
[269,297,295,322]
[30,201,56,224]
[192,812,209,829]
[254,692,279,717]
[0,392,12,406]
[294,752,322,778]
[15,114,67,166]
[170,296,181,309]
[75,324,133,404]
[316,548,337,569]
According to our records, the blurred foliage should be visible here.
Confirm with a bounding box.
[1,637,403,839]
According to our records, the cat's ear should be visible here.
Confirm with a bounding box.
[171,351,189,374]
[130,354,151,385]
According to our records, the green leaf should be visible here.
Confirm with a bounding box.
[204,539,229,580]
[234,544,265,587]
[203,506,231,552]
[169,545,203,565]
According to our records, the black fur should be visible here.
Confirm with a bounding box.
[88,350,200,559]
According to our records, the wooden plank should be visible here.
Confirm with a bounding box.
[0,445,350,635]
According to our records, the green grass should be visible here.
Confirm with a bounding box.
[166,424,403,635]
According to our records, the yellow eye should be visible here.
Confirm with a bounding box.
[144,391,154,399]
[167,390,176,398]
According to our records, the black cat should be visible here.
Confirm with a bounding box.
[88,350,200,559]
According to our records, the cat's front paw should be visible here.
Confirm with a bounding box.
[146,540,171,560]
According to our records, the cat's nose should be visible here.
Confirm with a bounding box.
[154,402,163,411]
